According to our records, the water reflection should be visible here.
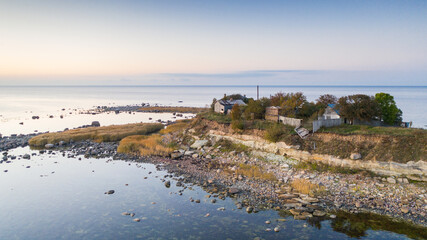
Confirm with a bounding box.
[0,147,425,240]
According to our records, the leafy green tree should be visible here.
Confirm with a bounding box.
[338,94,380,121]
[316,94,338,107]
[279,92,307,118]
[230,104,241,121]
[230,104,244,130]
[270,92,287,106]
[244,98,269,119]
[210,98,217,111]
[375,93,402,125]
[298,101,321,120]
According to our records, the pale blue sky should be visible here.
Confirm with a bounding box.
[0,0,426,85]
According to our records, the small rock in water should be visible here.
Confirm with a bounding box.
[274,227,280,232]
[204,213,210,217]
[105,190,115,195]
[130,213,135,217]
[164,181,171,188]
[265,228,272,232]
[45,144,54,149]
[265,220,271,224]
[330,214,336,219]
[195,199,200,203]
[122,212,130,216]
[246,207,253,213]
[133,218,140,222]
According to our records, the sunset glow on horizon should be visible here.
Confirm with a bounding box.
[1,0,426,85]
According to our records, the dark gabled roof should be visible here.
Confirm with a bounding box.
[328,104,340,115]
[218,99,246,106]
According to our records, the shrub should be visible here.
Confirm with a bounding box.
[264,123,286,142]
[118,134,173,157]
[291,179,319,195]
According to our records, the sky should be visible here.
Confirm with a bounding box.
[0,0,426,85]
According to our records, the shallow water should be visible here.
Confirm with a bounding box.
[0,147,423,240]
[0,111,193,136]
[0,85,426,130]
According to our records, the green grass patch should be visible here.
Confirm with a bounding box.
[214,139,249,154]
[318,124,426,136]
[198,111,232,124]
[294,161,377,176]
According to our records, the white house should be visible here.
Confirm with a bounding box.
[321,104,340,120]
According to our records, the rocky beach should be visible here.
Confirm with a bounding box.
[2,124,425,230]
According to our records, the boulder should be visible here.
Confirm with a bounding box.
[229,188,240,194]
[171,152,183,160]
[190,140,209,149]
[387,177,396,184]
[22,154,31,159]
[313,210,326,217]
[45,144,54,149]
[91,121,101,127]
[350,153,362,160]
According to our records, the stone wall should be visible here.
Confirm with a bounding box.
[279,116,302,127]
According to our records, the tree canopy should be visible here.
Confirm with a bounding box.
[375,93,402,125]
[338,94,380,121]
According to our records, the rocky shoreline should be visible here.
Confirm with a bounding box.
[1,133,426,228]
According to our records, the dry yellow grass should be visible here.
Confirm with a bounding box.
[139,106,208,113]
[291,179,319,195]
[29,123,164,147]
[234,163,277,181]
[159,120,191,134]
[117,134,173,157]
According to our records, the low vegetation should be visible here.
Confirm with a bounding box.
[29,123,164,147]
[317,124,425,136]
[213,139,249,154]
[159,119,192,134]
[293,161,375,176]
[198,111,232,124]
[235,163,277,181]
[290,179,320,195]
[117,134,173,157]
[138,106,208,113]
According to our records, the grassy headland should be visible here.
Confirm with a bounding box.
[29,123,164,147]
[138,106,208,113]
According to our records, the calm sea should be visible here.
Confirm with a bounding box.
[0,85,425,128]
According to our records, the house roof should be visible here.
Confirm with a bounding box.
[218,99,246,106]
[328,104,340,115]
